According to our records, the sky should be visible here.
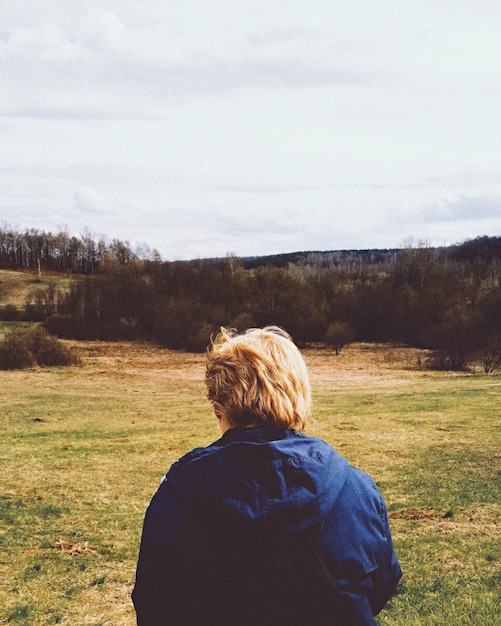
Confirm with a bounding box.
[1,0,501,260]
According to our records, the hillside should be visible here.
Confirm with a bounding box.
[0,269,76,315]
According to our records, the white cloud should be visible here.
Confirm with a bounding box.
[425,194,501,222]
[73,186,114,215]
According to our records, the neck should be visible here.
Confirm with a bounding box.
[218,417,263,434]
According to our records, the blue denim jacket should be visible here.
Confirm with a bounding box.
[133,427,401,625]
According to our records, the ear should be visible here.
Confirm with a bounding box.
[213,405,223,420]
[213,404,231,433]
[212,402,225,421]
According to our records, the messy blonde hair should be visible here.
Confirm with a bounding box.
[205,326,311,431]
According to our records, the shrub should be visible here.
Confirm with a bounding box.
[420,305,478,371]
[0,326,79,370]
[423,350,471,372]
[0,332,35,369]
[45,314,79,339]
[481,332,501,374]
[185,322,216,353]
[0,303,23,321]
[26,326,79,366]
[324,321,354,355]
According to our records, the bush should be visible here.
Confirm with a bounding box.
[0,304,23,321]
[423,350,471,372]
[45,314,79,339]
[324,321,354,355]
[420,305,478,371]
[0,332,35,369]
[27,326,79,366]
[0,326,79,370]
[185,322,216,352]
[481,332,501,374]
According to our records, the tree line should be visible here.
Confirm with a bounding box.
[0,223,159,274]
[1,226,501,371]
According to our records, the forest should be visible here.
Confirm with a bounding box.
[1,224,500,371]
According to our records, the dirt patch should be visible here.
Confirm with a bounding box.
[68,340,206,382]
[389,504,500,538]
[389,506,447,520]
[54,538,98,556]
[63,340,441,391]
[304,343,430,388]
[66,340,433,389]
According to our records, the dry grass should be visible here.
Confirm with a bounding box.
[0,270,38,308]
[0,269,76,310]
[1,340,500,625]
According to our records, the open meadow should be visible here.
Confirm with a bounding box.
[1,340,500,625]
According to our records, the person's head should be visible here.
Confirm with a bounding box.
[205,326,311,432]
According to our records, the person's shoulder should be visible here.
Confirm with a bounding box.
[268,429,337,460]
[339,464,387,518]
[292,430,349,463]
[170,440,220,472]
[289,429,337,450]
[347,464,378,488]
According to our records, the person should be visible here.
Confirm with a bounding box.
[132,326,401,625]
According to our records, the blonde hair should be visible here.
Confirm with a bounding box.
[205,326,311,431]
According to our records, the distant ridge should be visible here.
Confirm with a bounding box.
[236,236,501,269]
[240,248,401,269]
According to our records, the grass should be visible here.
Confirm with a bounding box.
[0,339,500,624]
[0,269,76,310]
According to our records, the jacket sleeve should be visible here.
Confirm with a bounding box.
[132,482,193,625]
[317,469,402,621]
[366,491,402,615]
[132,532,177,625]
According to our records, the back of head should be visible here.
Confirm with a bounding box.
[205,326,311,431]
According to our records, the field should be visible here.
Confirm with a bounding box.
[0,269,76,308]
[1,339,500,625]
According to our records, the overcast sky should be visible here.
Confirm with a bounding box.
[1,1,500,260]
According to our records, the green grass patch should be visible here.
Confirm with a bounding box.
[398,445,500,508]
